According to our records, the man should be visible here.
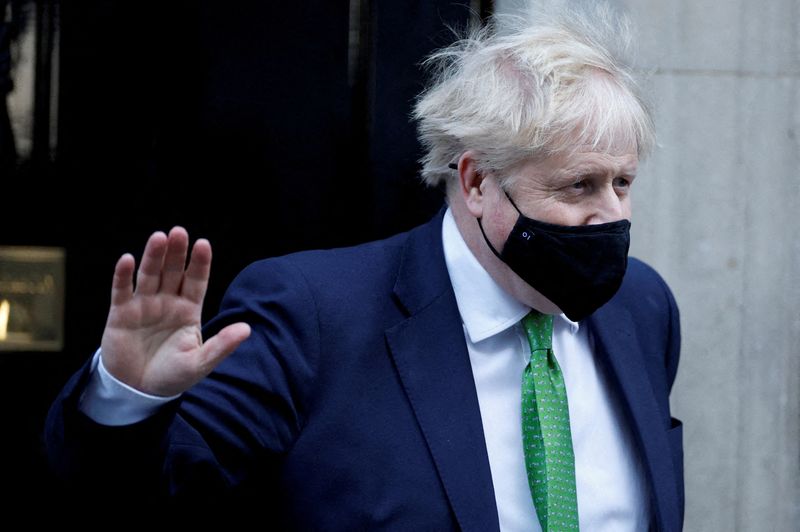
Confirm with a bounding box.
[46,3,683,530]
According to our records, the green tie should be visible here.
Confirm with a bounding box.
[521,311,579,531]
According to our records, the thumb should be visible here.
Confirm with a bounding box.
[198,322,252,374]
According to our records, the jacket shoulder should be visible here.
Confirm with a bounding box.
[616,257,679,315]
[231,229,411,299]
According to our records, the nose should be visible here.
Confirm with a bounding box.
[585,184,627,225]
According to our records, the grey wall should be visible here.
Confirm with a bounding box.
[496,1,800,530]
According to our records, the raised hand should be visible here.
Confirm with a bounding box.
[100,227,251,397]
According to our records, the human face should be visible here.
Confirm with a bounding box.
[480,146,638,248]
[455,144,637,312]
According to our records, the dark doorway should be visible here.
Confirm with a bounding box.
[1,0,492,511]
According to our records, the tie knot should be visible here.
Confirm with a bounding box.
[522,311,553,351]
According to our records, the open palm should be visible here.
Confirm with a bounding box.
[100,227,250,397]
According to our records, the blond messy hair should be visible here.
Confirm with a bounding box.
[413,1,655,188]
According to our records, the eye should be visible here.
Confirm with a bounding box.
[571,180,587,190]
[613,176,631,189]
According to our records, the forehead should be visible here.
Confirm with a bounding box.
[512,144,639,184]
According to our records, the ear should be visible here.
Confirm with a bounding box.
[456,151,485,218]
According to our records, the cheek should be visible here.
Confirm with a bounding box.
[530,202,584,226]
[536,195,632,225]
[485,203,519,242]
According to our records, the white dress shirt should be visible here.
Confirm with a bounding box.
[81,208,650,530]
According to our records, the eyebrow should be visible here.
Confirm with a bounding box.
[562,161,637,180]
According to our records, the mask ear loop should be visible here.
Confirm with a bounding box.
[477,217,505,261]
[503,191,523,215]
[449,162,515,260]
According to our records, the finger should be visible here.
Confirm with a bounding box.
[135,231,168,295]
[198,322,251,374]
[181,238,212,304]
[160,227,190,294]
[111,253,136,307]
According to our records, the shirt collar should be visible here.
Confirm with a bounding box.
[441,207,580,344]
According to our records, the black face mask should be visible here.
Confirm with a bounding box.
[478,194,630,322]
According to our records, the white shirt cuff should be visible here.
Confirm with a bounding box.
[78,349,181,426]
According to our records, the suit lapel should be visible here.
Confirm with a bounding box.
[588,305,681,532]
[386,210,500,532]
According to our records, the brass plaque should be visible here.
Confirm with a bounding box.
[0,247,65,351]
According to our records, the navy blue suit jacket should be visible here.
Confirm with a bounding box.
[46,209,683,530]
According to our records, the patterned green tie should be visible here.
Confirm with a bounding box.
[521,311,579,531]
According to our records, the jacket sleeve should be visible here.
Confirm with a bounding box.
[44,257,321,502]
